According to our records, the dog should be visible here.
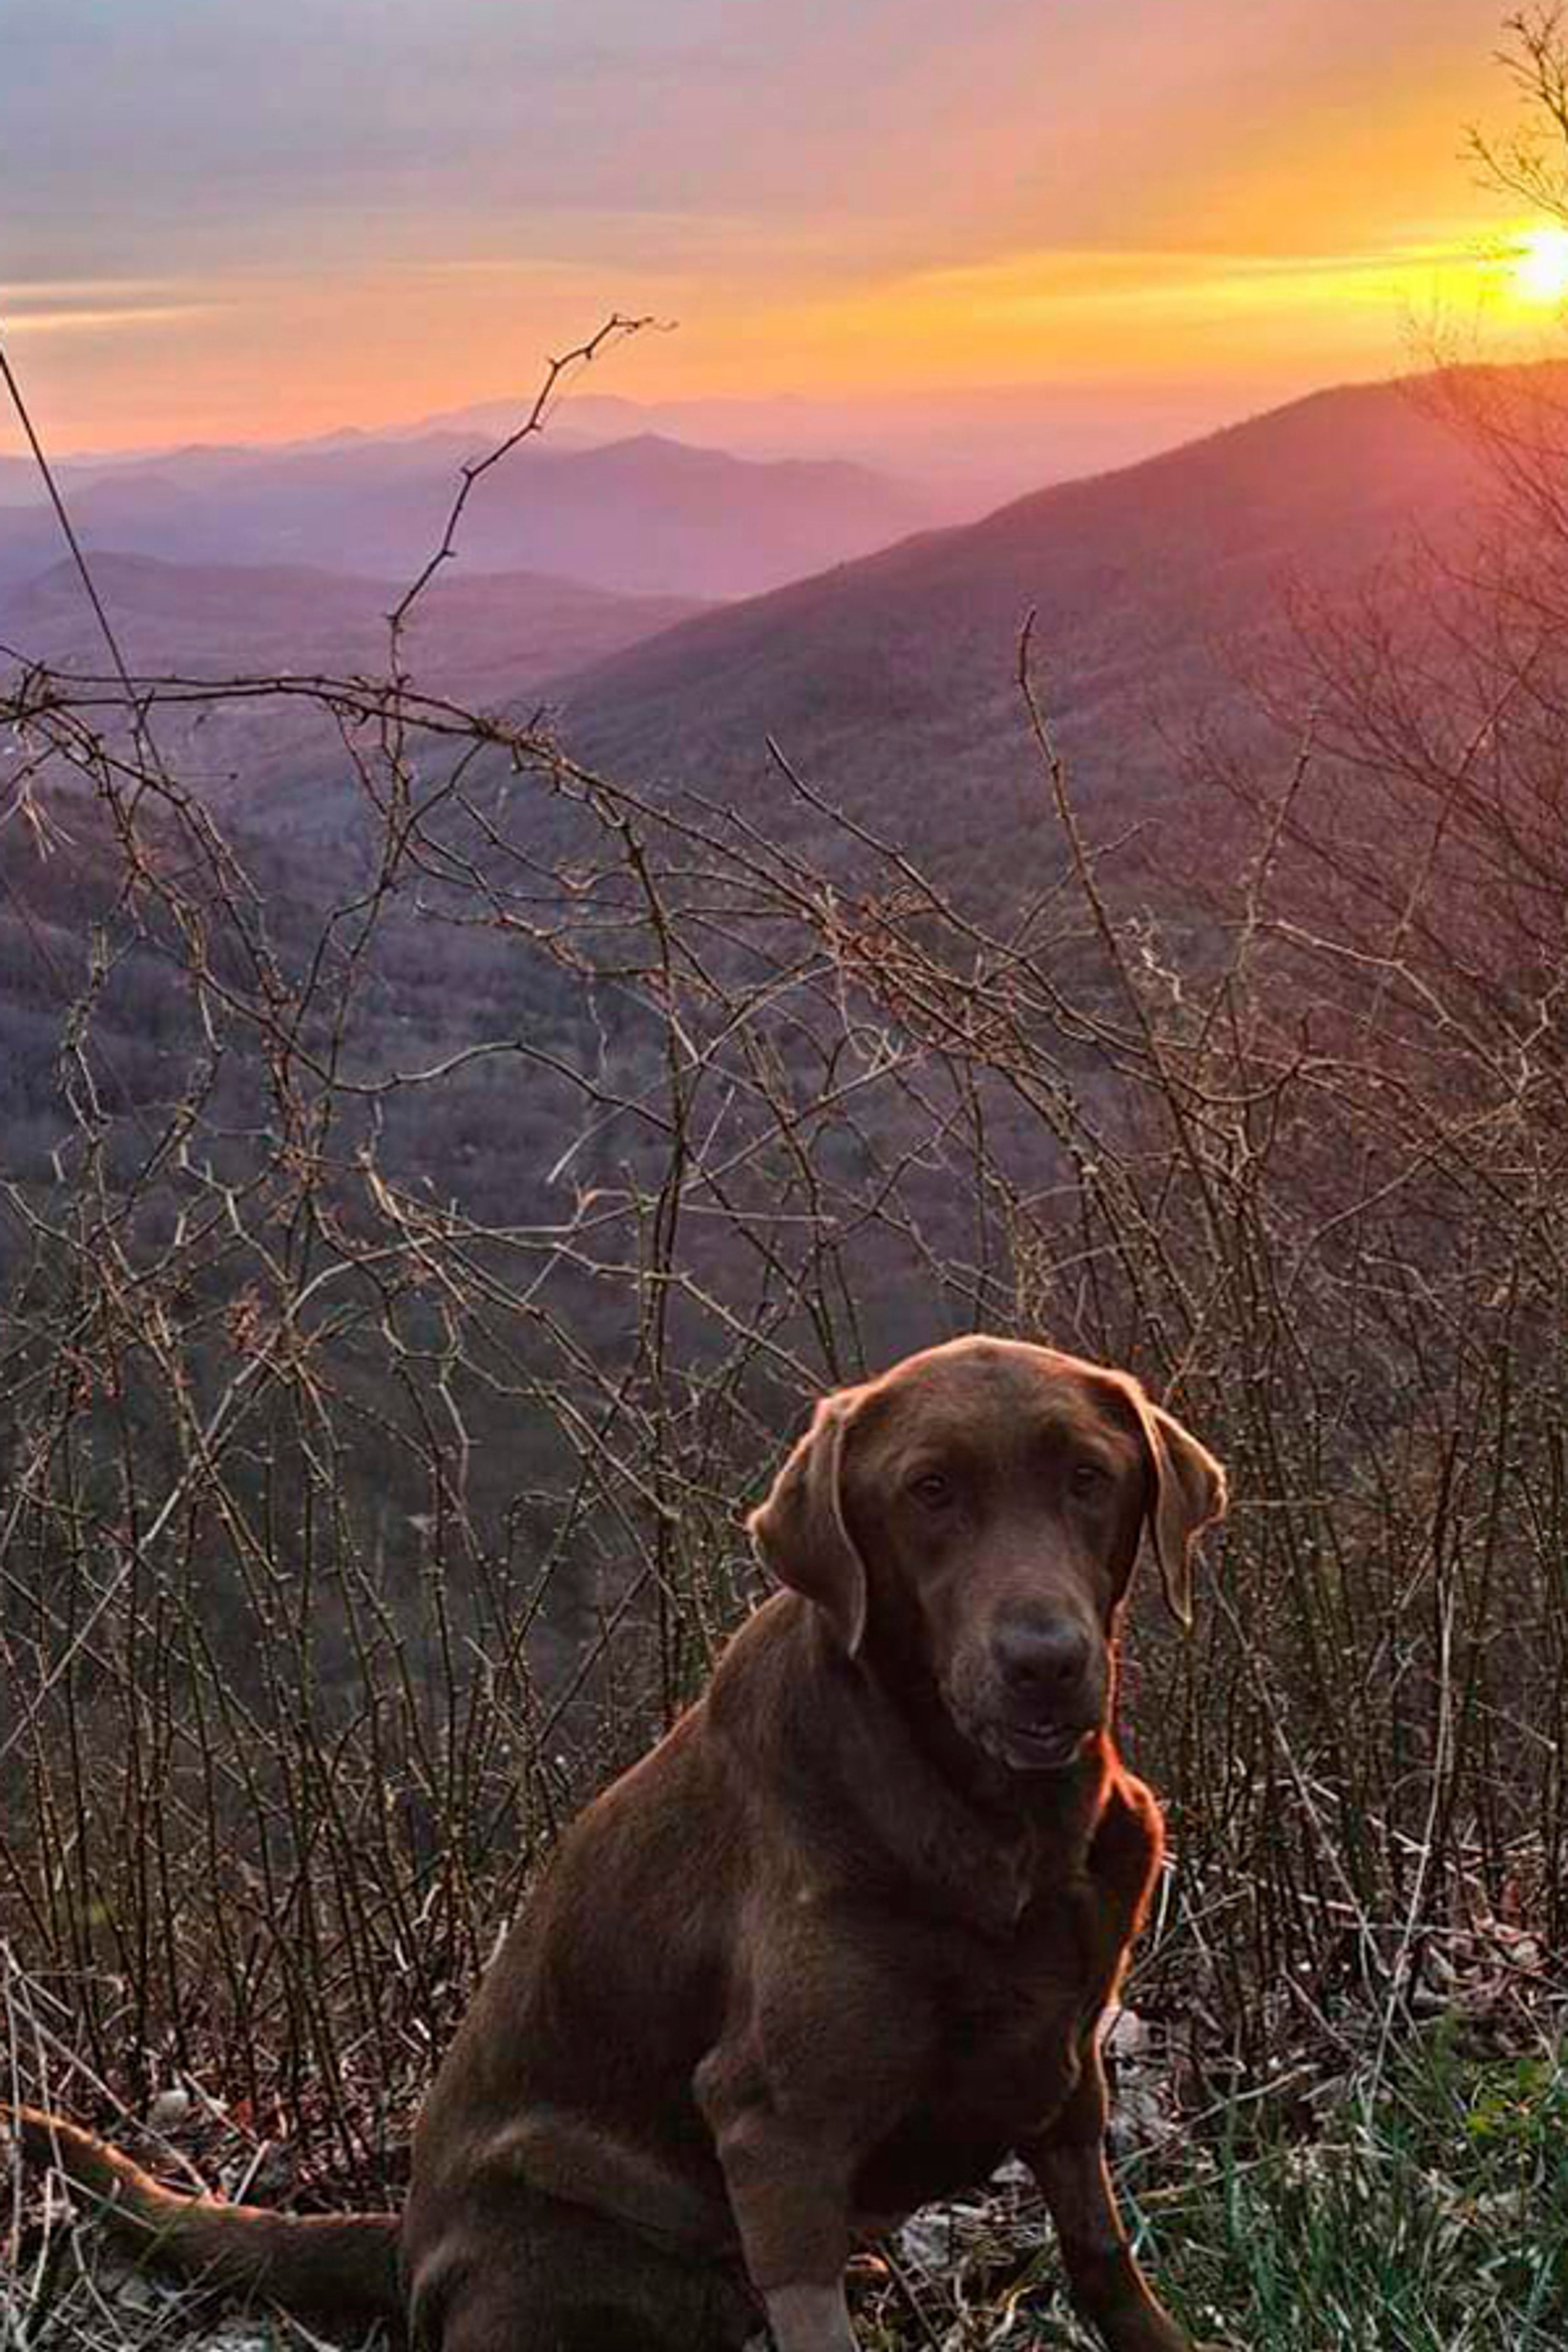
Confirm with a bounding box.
[13,1336,1229,2352]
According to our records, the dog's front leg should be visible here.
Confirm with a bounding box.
[760,2281,859,2352]
[1020,2042,1203,2352]
[697,2065,860,2352]
[712,2113,858,2352]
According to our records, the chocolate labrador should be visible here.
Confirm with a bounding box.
[13,1336,1229,2352]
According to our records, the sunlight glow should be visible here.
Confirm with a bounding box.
[1511,224,1568,303]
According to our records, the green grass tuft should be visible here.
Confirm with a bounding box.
[1120,2034,1568,2352]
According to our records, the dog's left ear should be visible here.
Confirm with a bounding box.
[747,1388,870,1655]
[1133,1394,1227,1630]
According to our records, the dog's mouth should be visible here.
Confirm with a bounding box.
[964,1710,1098,1774]
[944,1670,1103,1775]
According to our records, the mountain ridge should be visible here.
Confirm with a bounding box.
[0,431,934,604]
[474,371,1491,942]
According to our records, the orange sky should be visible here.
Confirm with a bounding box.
[2,0,1563,456]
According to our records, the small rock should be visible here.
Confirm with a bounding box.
[112,2271,165,2314]
[146,2086,193,2133]
[1103,2004,1147,2061]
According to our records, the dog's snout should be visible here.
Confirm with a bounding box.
[993,1615,1092,1706]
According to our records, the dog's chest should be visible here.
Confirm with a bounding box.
[931,1903,1101,2122]
[851,2004,1080,2229]
[851,1885,1118,2225]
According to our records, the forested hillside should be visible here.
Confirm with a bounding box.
[2,372,1488,1263]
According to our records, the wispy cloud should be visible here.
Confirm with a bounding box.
[7,306,222,339]
[1,280,227,336]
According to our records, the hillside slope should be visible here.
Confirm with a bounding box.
[0,554,705,832]
[553,376,1485,908]
[0,371,1497,1189]
[0,551,703,699]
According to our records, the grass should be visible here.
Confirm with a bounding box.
[1148,2035,1568,2351]
[838,2030,1568,2351]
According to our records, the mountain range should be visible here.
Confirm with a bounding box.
[1,371,1490,886]
[0,430,935,606]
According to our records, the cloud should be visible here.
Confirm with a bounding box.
[2,279,226,332]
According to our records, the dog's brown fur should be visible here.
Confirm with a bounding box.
[11,1336,1228,2352]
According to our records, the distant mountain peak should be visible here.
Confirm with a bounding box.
[0,422,935,605]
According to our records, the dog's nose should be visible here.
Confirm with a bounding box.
[994,1616,1092,1705]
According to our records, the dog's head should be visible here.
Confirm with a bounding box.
[748,1336,1225,1773]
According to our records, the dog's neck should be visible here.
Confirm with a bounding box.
[806,1611,1114,1934]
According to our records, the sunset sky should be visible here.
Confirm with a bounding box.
[4,0,1565,457]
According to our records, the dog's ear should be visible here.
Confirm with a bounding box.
[1132,1392,1227,1630]
[747,1389,869,1655]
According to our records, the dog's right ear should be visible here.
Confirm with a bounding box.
[1131,1393,1228,1633]
[747,1390,869,1655]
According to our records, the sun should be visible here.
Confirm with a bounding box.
[1511,224,1568,303]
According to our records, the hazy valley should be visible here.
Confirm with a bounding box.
[0,368,1496,1248]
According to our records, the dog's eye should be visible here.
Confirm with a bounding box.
[909,1471,954,1508]
[1068,1461,1110,1498]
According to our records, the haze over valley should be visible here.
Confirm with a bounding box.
[0,363,1497,1218]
